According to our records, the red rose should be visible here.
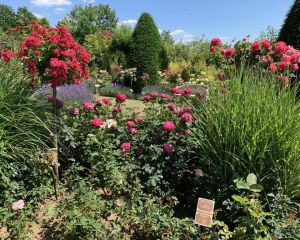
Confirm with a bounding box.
[115,93,126,103]
[91,118,103,128]
[162,120,175,131]
[251,41,260,52]
[210,38,222,47]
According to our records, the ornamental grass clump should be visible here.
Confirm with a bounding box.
[191,69,300,198]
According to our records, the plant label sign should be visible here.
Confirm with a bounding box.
[194,198,215,228]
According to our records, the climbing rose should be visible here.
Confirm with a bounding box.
[102,97,110,105]
[269,63,277,72]
[291,64,299,72]
[115,93,126,103]
[143,95,151,102]
[68,107,79,116]
[224,48,236,59]
[163,143,175,154]
[11,200,25,211]
[120,142,131,151]
[127,120,135,128]
[252,41,260,52]
[163,120,175,131]
[180,112,193,123]
[91,118,103,128]
[274,41,287,56]
[1,51,16,63]
[210,38,222,47]
[262,40,271,51]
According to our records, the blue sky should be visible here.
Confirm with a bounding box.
[2,0,294,43]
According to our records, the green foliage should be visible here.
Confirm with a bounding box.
[278,0,300,48]
[128,13,163,92]
[59,4,118,44]
[16,7,37,26]
[191,70,300,198]
[181,68,190,82]
[0,4,16,31]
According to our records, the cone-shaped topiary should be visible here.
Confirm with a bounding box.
[128,13,163,93]
[278,0,300,49]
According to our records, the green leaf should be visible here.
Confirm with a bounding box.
[246,173,257,186]
[236,180,250,190]
[249,184,263,193]
[232,195,249,204]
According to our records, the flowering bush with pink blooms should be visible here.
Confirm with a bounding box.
[59,90,199,199]
[208,37,300,86]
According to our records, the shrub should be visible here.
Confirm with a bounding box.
[191,70,300,198]
[128,13,163,93]
[278,0,300,50]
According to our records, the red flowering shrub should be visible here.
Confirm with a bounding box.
[208,37,300,85]
[16,21,90,88]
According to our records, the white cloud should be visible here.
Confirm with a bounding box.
[171,29,185,36]
[54,7,66,13]
[33,13,44,19]
[30,0,72,7]
[119,19,138,27]
[170,29,195,43]
[83,0,95,3]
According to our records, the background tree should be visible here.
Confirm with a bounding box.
[59,4,118,44]
[278,0,300,49]
[0,4,16,31]
[16,7,37,26]
[128,12,164,93]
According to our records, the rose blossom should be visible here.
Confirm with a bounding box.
[102,97,110,105]
[82,101,95,111]
[56,99,64,109]
[129,128,137,135]
[171,87,181,94]
[68,107,79,116]
[11,200,25,211]
[167,102,176,110]
[143,95,151,102]
[274,41,287,56]
[210,38,222,47]
[135,116,143,124]
[269,63,277,72]
[262,40,271,51]
[113,107,122,113]
[161,93,170,99]
[91,118,103,128]
[127,120,135,128]
[291,64,299,72]
[150,91,158,98]
[180,112,193,123]
[120,142,131,152]
[115,93,126,103]
[251,41,260,52]
[224,48,236,59]
[162,120,175,131]
[163,143,175,154]
[181,88,192,96]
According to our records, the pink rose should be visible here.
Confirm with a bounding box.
[120,142,131,151]
[180,112,193,123]
[269,63,277,72]
[102,97,110,105]
[135,116,143,124]
[68,107,79,116]
[171,87,181,94]
[163,143,175,154]
[210,38,222,47]
[161,93,170,100]
[163,120,175,131]
[274,41,287,56]
[224,48,236,59]
[251,41,260,52]
[167,102,176,110]
[91,118,103,128]
[262,40,271,51]
[127,120,135,128]
[115,93,126,103]
[143,95,151,102]
[113,107,122,113]
[11,200,25,211]
[129,128,137,135]
[291,64,299,72]
[181,88,192,96]
[150,91,158,98]
[82,102,95,111]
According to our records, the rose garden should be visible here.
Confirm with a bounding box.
[0,1,300,240]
